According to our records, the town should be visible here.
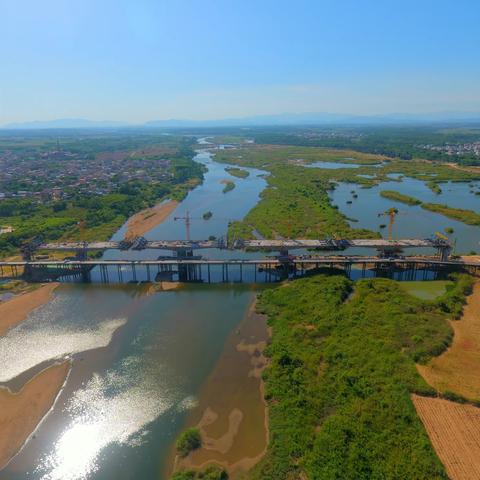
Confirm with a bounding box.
[0,144,176,201]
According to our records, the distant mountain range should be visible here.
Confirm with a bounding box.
[2,118,130,130]
[3,112,480,130]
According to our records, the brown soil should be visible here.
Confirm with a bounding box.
[124,200,178,240]
[446,162,480,174]
[412,394,480,480]
[0,360,71,470]
[0,283,59,337]
[417,282,480,401]
[170,299,270,479]
[148,281,181,292]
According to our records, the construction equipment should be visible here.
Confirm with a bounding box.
[377,207,399,241]
[434,231,449,242]
[174,211,206,241]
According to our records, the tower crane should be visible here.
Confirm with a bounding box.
[377,208,401,241]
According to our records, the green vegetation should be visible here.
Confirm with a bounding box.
[251,125,480,165]
[0,150,204,258]
[203,211,213,220]
[222,181,235,193]
[176,428,202,457]
[225,167,250,178]
[422,203,480,225]
[380,190,422,205]
[172,466,228,480]
[214,145,480,241]
[445,227,454,234]
[227,165,378,241]
[249,273,473,479]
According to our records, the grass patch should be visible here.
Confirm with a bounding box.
[222,181,235,193]
[172,466,228,479]
[249,274,473,479]
[225,167,250,178]
[422,203,480,225]
[380,190,422,205]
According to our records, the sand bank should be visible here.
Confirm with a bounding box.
[417,282,480,400]
[0,360,71,470]
[125,200,178,240]
[170,299,270,479]
[0,283,59,337]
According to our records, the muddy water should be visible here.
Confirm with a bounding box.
[169,299,270,479]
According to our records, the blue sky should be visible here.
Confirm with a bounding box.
[1,0,479,124]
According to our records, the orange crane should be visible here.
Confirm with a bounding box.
[174,211,195,241]
[377,208,399,240]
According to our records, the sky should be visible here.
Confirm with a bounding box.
[1,0,480,125]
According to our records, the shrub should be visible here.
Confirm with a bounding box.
[176,428,201,457]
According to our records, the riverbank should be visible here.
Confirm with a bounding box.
[0,283,59,337]
[0,360,71,470]
[125,200,178,240]
[170,296,270,479]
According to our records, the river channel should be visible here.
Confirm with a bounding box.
[1,149,267,480]
[2,146,480,479]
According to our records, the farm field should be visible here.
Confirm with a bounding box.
[412,394,480,480]
[417,283,480,400]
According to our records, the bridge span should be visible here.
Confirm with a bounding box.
[24,237,452,260]
[1,256,477,284]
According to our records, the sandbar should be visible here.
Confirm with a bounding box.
[125,200,178,240]
[0,283,59,337]
[0,360,71,470]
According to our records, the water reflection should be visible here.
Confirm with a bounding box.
[37,356,173,480]
[0,289,127,382]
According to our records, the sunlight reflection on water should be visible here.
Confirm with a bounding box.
[37,356,175,480]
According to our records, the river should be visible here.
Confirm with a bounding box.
[2,146,480,479]
[0,149,267,480]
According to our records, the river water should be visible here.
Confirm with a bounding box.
[2,147,480,479]
[330,177,480,254]
[1,150,267,480]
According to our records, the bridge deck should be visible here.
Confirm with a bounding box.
[35,238,447,251]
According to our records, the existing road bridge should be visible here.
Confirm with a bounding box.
[1,256,476,284]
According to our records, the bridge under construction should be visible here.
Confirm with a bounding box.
[22,236,453,259]
[7,235,462,283]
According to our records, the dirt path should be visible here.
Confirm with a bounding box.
[0,283,59,337]
[0,361,71,470]
[417,282,480,401]
[125,200,178,240]
[412,394,480,480]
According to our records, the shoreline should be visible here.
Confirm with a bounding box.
[169,296,270,479]
[0,360,71,471]
[125,199,178,240]
[0,282,59,337]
